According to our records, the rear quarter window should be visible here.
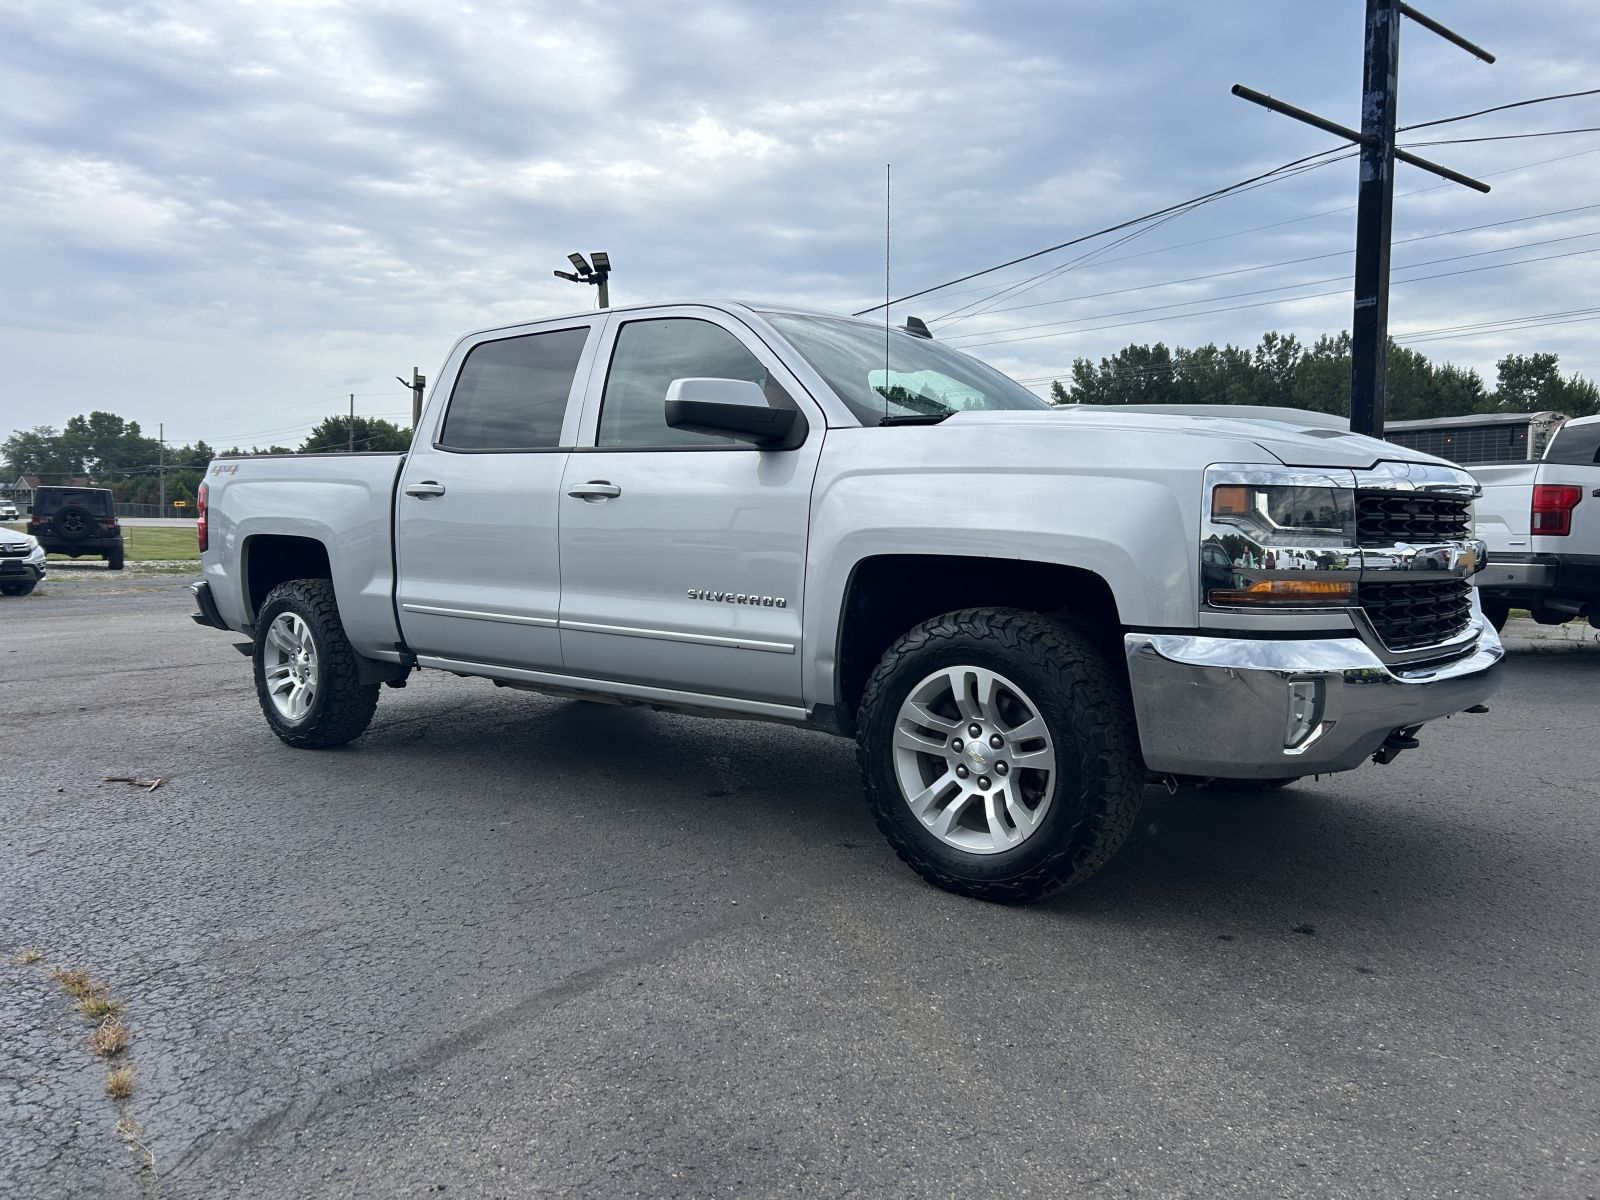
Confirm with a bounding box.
[1544,421,1600,467]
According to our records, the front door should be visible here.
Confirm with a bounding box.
[396,318,602,671]
[557,310,823,705]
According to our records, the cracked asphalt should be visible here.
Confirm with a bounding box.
[2,575,1596,1198]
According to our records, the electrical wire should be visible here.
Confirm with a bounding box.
[957,244,1600,350]
[939,203,1600,325]
[1398,87,1600,133]
[852,143,1361,316]
[1404,127,1600,147]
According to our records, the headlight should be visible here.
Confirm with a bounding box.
[1202,467,1357,609]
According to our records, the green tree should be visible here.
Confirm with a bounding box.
[3,426,82,476]
[299,415,412,454]
[1490,353,1600,417]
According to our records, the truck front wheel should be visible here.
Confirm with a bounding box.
[253,578,379,749]
[856,608,1143,904]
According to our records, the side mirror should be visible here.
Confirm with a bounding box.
[664,378,804,449]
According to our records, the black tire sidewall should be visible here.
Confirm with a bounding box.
[861,629,1110,889]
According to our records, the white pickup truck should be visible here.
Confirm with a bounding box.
[192,301,1503,903]
[1468,414,1600,630]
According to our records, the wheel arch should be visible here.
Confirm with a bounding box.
[242,533,332,623]
[828,553,1123,736]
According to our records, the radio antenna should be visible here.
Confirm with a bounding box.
[884,162,891,423]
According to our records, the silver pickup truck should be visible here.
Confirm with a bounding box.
[193,301,1503,903]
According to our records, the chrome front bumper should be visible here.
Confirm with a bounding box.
[1124,617,1504,779]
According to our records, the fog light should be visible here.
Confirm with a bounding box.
[1285,679,1322,749]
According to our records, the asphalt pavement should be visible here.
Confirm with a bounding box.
[2,575,1596,1199]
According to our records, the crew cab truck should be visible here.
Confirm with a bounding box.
[192,301,1504,903]
[1467,414,1600,631]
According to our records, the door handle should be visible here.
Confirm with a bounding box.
[404,481,447,498]
[567,481,622,501]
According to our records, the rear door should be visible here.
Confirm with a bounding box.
[556,308,823,705]
[395,318,603,670]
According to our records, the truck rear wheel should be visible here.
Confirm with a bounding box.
[253,578,379,749]
[856,608,1143,904]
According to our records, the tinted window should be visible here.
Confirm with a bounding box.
[1545,420,1600,466]
[36,489,112,514]
[599,318,777,448]
[439,327,589,450]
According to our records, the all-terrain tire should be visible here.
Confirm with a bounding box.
[856,608,1143,904]
[253,578,379,749]
[106,548,125,570]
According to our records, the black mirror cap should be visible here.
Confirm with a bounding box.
[665,398,804,449]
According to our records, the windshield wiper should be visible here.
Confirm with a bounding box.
[879,411,952,426]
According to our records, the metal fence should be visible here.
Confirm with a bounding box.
[115,503,197,520]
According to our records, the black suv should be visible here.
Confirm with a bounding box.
[29,486,125,569]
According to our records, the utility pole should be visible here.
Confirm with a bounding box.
[1232,0,1494,437]
[158,422,166,514]
[398,368,426,429]
[348,394,355,453]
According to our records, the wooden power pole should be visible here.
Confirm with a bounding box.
[1232,0,1494,437]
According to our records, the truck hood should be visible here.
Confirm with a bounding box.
[941,408,1455,470]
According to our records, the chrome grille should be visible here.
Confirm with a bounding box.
[1355,492,1471,547]
[0,543,29,558]
[1360,578,1473,651]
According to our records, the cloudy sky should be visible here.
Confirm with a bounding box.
[3,0,1598,449]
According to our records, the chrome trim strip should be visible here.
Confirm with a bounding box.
[401,603,558,628]
[413,656,809,721]
[560,619,796,655]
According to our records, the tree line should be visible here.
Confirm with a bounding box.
[2,413,412,505]
[1050,332,1600,419]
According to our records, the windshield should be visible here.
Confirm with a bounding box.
[764,313,1050,424]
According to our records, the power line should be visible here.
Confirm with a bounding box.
[1405,127,1600,147]
[913,142,1600,315]
[852,143,1359,316]
[945,230,1600,343]
[931,153,1359,331]
[939,203,1600,325]
[957,244,1600,350]
[1398,87,1600,133]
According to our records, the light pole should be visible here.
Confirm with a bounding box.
[554,251,612,308]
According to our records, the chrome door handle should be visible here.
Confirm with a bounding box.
[404,481,447,498]
[567,481,622,501]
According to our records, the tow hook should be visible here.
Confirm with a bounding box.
[1372,725,1423,766]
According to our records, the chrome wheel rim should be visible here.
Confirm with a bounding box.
[263,612,319,722]
[891,665,1057,855]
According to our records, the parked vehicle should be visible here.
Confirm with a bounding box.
[0,529,47,595]
[0,499,18,520]
[28,486,124,569]
[192,301,1503,902]
[1386,411,1567,467]
[1467,415,1600,630]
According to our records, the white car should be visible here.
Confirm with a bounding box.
[0,529,46,596]
[0,500,18,519]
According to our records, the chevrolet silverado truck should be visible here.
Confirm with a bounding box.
[191,301,1503,903]
[1467,414,1600,631]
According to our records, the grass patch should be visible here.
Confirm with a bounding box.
[89,1017,130,1057]
[77,992,122,1019]
[2,521,199,563]
[106,1065,134,1099]
[8,947,42,965]
[52,966,97,997]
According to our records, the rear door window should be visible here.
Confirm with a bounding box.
[1545,421,1600,466]
[439,326,590,451]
